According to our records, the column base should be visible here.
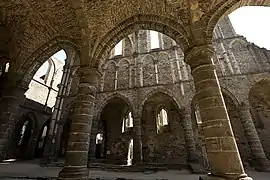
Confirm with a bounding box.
[58,167,89,180]
[199,174,253,180]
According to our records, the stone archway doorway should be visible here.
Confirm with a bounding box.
[98,97,133,165]
[8,114,35,160]
[34,120,49,158]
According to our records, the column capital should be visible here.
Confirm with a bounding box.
[184,44,215,70]
[77,67,101,96]
[78,66,101,85]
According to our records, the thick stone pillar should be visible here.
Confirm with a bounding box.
[132,114,143,164]
[237,102,270,171]
[180,108,197,163]
[58,67,100,180]
[185,45,252,180]
[0,72,28,160]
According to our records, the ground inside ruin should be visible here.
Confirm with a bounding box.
[0,161,269,180]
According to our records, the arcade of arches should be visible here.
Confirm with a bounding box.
[1,1,270,180]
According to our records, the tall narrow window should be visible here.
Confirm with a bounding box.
[127,139,133,166]
[156,108,168,134]
[4,62,9,72]
[115,40,123,56]
[96,133,103,144]
[18,121,29,146]
[122,111,133,133]
[150,30,160,49]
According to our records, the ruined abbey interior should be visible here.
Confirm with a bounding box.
[1,1,270,180]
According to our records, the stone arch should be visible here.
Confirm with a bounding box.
[140,90,186,164]
[139,88,181,116]
[104,60,117,69]
[96,93,135,120]
[249,78,270,107]
[117,58,131,90]
[142,54,156,86]
[118,58,130,66]
[221,87,241,107]
[92,14,191,67]
[249,78,270,159]
[97,94,134,164]
[229,38,247,49]
[8,112,37,160]
[206,1,270,42]
[19,36,79,87]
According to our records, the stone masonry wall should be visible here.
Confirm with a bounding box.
[92,16,270,169]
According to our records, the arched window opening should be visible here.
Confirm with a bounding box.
[122,111,133,133]
[17,121,29,146]
[10,117,34,160]
[95,133,105,159]
[25,50,66,108]
[150,30,160,49]
[0,62,9,76]
[114,40,123,56]
[96,133,103,144]
[156,108,169,134]
[4,62,9,72]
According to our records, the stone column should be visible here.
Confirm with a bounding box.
[132,114,143,164]
[0,72,28,160]
[237,102,270,171]
[58,67,101,180]
[180,108,197,164]
[185,45,252,180]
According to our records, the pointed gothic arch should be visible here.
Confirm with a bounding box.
[91,14,191,67]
